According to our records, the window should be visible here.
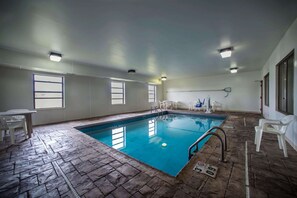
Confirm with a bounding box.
[276,51,294,114]
[111,81,125,104]
[112,127,126,150]
[148,85,156,103]
[264,73,269,106]
[33,74,64,109]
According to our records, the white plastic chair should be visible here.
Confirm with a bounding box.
[188,102,195,111]
[159,101,168,110]
[254,119,280,144]
[165,101,173,109]
[254,115,294,157]
[6,109,28,129]
[211,101,222,112]
[0,116,28,144]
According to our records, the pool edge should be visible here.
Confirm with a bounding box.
[74,111,228,178]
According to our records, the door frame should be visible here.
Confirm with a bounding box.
[260,80,263,115]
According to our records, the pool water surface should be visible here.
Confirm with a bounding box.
[80,113,225,176]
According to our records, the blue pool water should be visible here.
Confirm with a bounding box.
[79,113,225,176]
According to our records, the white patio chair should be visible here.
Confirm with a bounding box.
[254,118,280,144]
[159,101,167,110]
[165,101,173,109]
[188,102,195,111]
[6,109,28,129]
[0,116,28,144]
[211,101,222,112]
[254,115,295,157]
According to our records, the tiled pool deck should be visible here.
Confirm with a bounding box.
[0,110,297,197]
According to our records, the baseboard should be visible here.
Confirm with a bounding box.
[176,107,261,114]
[33,109,151,127]
[286,136,297,151]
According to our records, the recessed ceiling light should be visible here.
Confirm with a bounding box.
[128,69,136,74]
[219,47,233,58]
[230,67,238,73]
[49,52,62,62]
[161,76,167,81]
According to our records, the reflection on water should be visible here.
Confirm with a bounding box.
[194,118,213,130]
[156,114,175,122]
[112,127,126,149]
[148,119,157,137]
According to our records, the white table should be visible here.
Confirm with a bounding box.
[0,110,37,138]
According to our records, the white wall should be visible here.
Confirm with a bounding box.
[0,48,163,125]
[0,66,162,125]
[0,48,160,84]
[262,18,297,149]
[164,71,261,113]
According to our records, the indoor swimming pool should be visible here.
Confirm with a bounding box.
[79,113,226,176]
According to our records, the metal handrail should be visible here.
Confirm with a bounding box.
[151,106,158,113]
[188,126,227,162]
[150,106,165,117]
[208,126,227,151]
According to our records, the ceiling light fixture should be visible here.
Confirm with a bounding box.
[161,76,167,81]
[49,52,62,62]
[128,69,136,74]
[230,67,238,73]
[219,47,233,58]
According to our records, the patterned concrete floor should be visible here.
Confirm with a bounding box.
[0,110,296,198]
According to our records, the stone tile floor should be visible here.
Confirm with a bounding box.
[0,110,297,197]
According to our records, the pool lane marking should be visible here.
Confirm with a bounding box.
[36,133,81,198]
[245,141,250,198]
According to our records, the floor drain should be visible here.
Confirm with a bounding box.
[193,161,218,178]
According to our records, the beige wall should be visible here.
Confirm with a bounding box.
[0,66,162,125]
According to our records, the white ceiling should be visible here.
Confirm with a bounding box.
[0,0,297,79]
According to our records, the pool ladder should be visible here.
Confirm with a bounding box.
[151,106,165,117]
[188,126,228,162]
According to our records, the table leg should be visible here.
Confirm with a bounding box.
[25,114,33,138]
